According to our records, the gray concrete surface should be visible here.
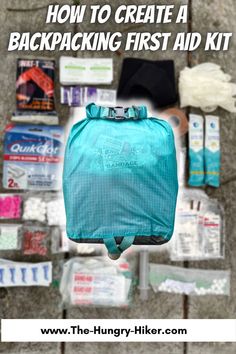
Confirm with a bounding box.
[0,1,73,353]
[0,0,235,353]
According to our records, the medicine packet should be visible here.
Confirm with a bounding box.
[188,114,204,186]
[205,115,220,187]
[61,86,117,107]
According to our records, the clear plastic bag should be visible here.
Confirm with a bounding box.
[171,210,200,259]
[51,227,103,255]
[177,148,187,187]
[12,111,59,125]
[51,227,69,254]
[22,225,50,256]
[46,196,66,226]
[23,194,47,223]
[0,194,22,219]
[74,243,102,255]
[24,193,66,225]
[201,199,225,259]
[0,224,22,251]
[150,264,230,296]
[179,63,236,112]
[171,190,224,261]
[60,257,134,307]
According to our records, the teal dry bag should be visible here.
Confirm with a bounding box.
[63,103,178,259]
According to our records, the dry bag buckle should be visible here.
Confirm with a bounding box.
[114,107,125,120]
[107,106,125,120]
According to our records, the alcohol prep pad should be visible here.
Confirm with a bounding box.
[59,56,113,85]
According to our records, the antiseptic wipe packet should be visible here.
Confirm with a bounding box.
[59,57,113,85]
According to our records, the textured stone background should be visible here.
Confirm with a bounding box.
[0,0,235,353]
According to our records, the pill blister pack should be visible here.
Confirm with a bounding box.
[61,86,117,107]
[0,259,52,287]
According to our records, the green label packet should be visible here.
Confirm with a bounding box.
[0,225,21,250]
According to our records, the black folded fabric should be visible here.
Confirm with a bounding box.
[117,58,177,108]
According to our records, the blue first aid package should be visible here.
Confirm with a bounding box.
[63,103,178,258]
[3,124,64,190]
[204,115,220,187]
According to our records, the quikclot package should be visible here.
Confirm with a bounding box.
[3,124,64,190]
[63,103,178,259]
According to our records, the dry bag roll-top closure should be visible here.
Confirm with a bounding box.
[63,103,178,260]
